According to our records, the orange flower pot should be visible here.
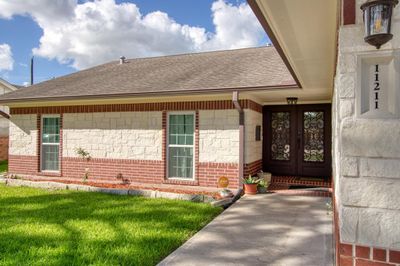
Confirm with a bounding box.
[244,183,258,195]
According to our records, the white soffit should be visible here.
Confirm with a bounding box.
[253,0,339,102]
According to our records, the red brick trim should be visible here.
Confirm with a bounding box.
[59,114,63,176]
[198,162,239,189]
[343,0,356,25]
[62,157,164,183]
[244,159,262,177]
[8,155,239,189]
[8,155,38,175]
[373,249,387,262]
[195,110,200,181]
[246,100,263,113]
[162,111,167,179]
[339,243,400,265]
[0,136,9,161]
[36,114,41,172]
[10,99,262,115]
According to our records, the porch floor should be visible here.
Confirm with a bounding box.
[267,176,332,197]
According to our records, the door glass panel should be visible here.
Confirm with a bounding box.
[271,112,290,161]
[303,111,324,162]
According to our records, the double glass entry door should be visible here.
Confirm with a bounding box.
[263,104,332,178]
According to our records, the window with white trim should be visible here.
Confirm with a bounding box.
[41,115,60,171]
[167,113,195,179]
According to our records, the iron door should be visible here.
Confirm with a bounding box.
[263,104,332,178]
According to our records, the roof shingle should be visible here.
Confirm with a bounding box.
[0,46,296,103]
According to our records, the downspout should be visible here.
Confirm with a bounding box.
[0,110,10,119]
[232,91,244,187]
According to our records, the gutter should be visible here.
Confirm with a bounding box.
[0,84,299,105]
[232,91,244,186]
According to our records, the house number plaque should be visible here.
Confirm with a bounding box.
[373,64,380,110]
[357,52,399,118]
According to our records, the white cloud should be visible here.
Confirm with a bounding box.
[203,0,265,50]
[0,0,265,70]
[0,44,14,71]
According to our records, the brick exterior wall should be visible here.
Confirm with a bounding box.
[62,157,164,183]
[0,136,8,161]
[8,156,240,189]
[339,243,400,266]
[8,100,263,190]
[10,100,262,115]
[244,159,263,177]
[8,155,37,175]
[198,162,239,188]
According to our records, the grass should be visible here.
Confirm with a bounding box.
[0,185,222,266]
[0,160,7,173]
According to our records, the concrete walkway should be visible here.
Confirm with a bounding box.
[159,193,333,266]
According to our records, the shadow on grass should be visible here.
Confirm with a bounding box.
[0,160,7,173]
[0,186,221,266]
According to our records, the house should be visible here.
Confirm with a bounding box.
[0,47,295,188]
[0,78,19,161]
[0,0,399,265]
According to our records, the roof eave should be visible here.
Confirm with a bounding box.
[0,84,298,106]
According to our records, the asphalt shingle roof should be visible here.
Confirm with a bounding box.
[0,46,296,103]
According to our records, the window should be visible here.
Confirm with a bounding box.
[41,115,60,171]
[167,113,195,179]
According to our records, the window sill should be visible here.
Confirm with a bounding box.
[163,178,199,186]
[39,171,62,177]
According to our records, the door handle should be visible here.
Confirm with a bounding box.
[297,132,301,150]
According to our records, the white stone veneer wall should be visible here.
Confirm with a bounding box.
[9,114,37,156]
[199,110,239,163]
[334,3,400,249]
[244,109,262,164]
[9,108,250,165]
[63,112,162,160]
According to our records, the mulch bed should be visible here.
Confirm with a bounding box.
[19,177,219,197]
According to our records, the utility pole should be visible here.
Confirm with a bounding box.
[30,56,34,85]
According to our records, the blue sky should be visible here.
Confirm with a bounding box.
[0,0,268,86]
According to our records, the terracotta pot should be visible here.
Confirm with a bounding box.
[244,183,258,195]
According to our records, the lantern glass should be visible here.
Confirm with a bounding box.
[364,3,391,37]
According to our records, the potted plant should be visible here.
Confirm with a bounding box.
[257,179,268,193]
[243,175,261,195]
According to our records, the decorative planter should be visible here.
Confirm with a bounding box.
[258,186,267,193]
[258,172,272,183]
[244,183,258,195]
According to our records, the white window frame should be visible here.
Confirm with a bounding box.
[40,114,61,172]
[166,111,196,180]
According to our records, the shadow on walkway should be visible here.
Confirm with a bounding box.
[159,193,333,266]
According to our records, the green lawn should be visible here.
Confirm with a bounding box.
[0,160,7,173]
[0,185,221,266]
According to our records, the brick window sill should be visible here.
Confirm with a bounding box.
[163,179,199,186]
[39,171,62,177]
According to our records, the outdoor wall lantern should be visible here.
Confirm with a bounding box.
[286,97,298,105]
[361,0,398,49]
